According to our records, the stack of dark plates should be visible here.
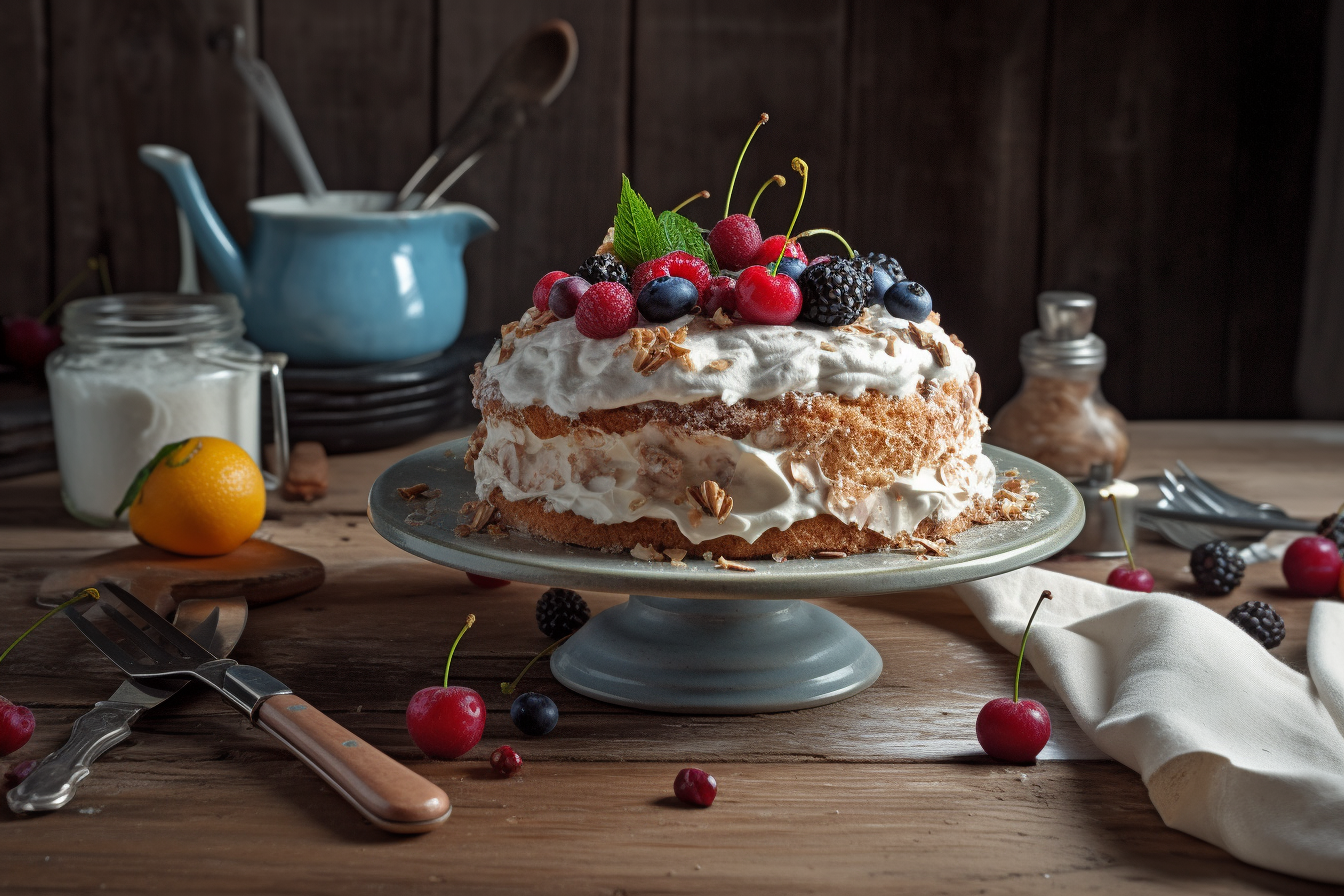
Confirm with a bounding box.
[263,334,494,454]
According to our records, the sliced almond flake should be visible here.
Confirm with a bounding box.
[816,551,848,559]
[771,552,790,563]
[676,354,696,372]
[498,342,515,363]
[715,556,756,572]
[884,336,899,357]
[909,536,947,556]
[970,372,982,407]
[500,321,519,337]
[932,342,950,367]
[469,502,495,531]
[948,333,965,349]
[595,226,615,255]
[788,461,817,493]
[397,483,429,499]
[629,495,649,512]
[819,341,837,352]
[630,543,666,562]
[927,311,941,325]
[665,548,688,563]
[702,550,715,561]
[453,524,473,537]
[708,358,733,372]
[709,308,734,329]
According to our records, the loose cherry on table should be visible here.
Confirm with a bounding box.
[1281,536,1344,596]
[406,614,486,760]
[1101,491,1153,592]
[976,590,1054,763]
[673,767,718,807]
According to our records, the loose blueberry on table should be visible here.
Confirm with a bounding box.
[1280,536,1343,596]
[1102,491,1153,592]
[406,614,486,759]
[673,768,718,807]
[976,590,1054,763]
[510,692,560,736]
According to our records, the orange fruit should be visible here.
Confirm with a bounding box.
[125,436,265,556]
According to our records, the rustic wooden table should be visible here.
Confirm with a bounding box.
[1,421,1341,895]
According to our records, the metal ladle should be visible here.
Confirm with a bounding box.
[395,19,578,210]
[227,25,327,199]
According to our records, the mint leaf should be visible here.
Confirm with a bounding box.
[658,211,720,275]
[612,175,665,268]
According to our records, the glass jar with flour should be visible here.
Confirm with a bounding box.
[46,294,288,525]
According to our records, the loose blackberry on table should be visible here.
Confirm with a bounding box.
[536,587,591,639]
[1189,540,1245,595]
[1227,600,1285,650]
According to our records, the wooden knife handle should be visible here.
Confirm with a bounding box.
[256,695,450,833]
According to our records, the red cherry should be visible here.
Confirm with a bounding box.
[531,271,568,312]
[1282,536,1344,596]
[0,698,35,757]
[490,744,523,777]
[976,697,1051,763]
[3,317,62,369]
[1106,565,1154,592]
[673,767,717,806]
[466,573,510,589]
[406,685,486,759]
[4,758,37,786]
[575,281,637,339]
[707,215,763,271]
[548,276,590,319]
[735,265,802,325]
[701,276,738,317]
[751,236,807,268]
[630,251,713,300]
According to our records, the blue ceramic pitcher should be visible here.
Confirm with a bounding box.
[139,145,497,366]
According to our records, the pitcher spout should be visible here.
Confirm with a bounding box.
[440,204,499,245]
[139,145,249,299]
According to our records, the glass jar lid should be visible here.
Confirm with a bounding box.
[1020,291,1106,367]
[60,294,245,349]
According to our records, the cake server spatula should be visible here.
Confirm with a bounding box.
[62,582,450,833]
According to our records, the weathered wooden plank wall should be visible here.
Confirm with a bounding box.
[0,0,1329,419]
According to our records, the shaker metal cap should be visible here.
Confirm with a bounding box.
[1020,290,1105,366]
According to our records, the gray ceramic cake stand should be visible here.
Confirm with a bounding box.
[369,440,1083,714]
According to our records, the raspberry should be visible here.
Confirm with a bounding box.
[707,214,762,271]
[631,251,712,299]
[531,271,568,312]
[701,276,737,316]
[574,282,636,339]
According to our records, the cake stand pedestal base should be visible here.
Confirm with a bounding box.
[550,595,883,714]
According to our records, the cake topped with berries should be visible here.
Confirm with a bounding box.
[463,115,1035,561]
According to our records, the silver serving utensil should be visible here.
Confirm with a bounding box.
[8,597,248,815]
[228,25,327,199]
[61,582,450,834]
[395,19,577,209]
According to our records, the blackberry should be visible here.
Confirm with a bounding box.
[536,587,590,639]
[575,254,630,290]
[798,257,873,326]
[856,252,905,305]
[1190,540,1245,595]
[1316,511,1344,557]
[1227,600,1285,649]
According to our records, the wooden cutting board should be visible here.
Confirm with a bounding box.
[39,538,325,616]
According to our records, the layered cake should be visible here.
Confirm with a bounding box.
[461,131,1034,561]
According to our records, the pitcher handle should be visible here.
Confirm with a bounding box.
[263,352,290,489]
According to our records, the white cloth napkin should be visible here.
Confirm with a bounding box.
[953,567,1344,885]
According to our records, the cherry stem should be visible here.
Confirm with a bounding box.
[0,587,100,667]
[771,157,808,275]
[723,113,769,219]
[38,257,101,325]
[1013,590,1052,703]
[669,190,710,215]
[747,175,786,217]
[441,614,475,688]
[1103,491,1136,571]
[500,635,570,695]
[793,228,855,259]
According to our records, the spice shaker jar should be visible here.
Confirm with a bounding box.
[46,294,288,526]
[987,291,1128,480]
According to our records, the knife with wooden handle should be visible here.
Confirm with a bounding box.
[63,582,450,833]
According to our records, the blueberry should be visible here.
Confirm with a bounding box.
[510,692,559,736]
[773,256,807,281]
[884,280,932,322]
[868,267,895,305]
[637,275,699,323]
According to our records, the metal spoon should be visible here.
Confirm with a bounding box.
[227,25,326,199]
[395,19,578,210]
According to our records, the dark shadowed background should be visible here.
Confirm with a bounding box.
[2,0,1341,419]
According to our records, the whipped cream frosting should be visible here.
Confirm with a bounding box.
[473,418,995,545]
[481,304,975,418]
